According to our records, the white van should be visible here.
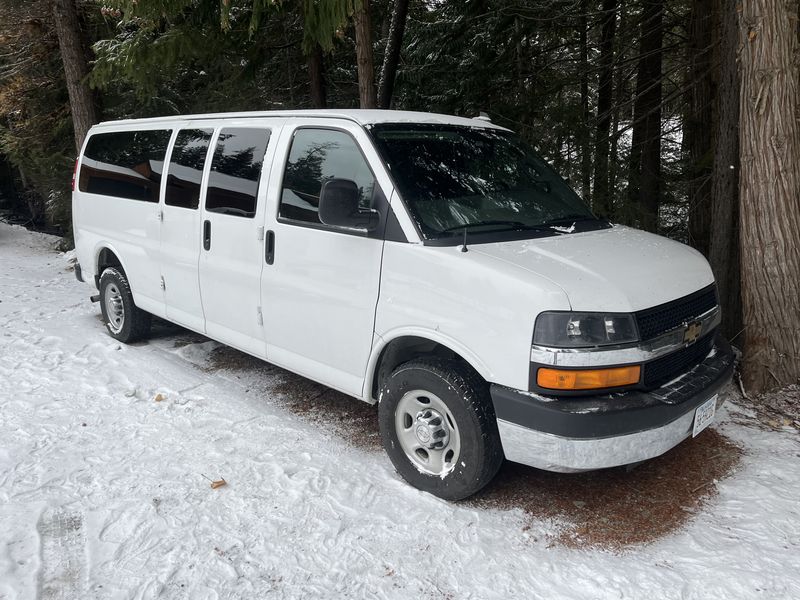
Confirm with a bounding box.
[72,110,734,500]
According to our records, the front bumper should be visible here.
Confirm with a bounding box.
[492,336,735,472]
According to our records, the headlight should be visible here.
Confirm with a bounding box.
[533,312,639,348]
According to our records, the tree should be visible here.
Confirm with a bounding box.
[684,0,714,256]
[306,43,327,108]
[353,0,377,108]
[628,0,664,232]
[737,0,800,392]
[579,0,592,202]
[378,0,409,109]
[51,0,97,152]
[708,0,741,340]
[592,0,617,218]
[0,0,78,230]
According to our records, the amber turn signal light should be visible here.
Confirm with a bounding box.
[537,365,641,390]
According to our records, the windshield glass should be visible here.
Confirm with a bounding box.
[370,124,602,241]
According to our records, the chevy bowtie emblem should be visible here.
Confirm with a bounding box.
[683,320,702,344]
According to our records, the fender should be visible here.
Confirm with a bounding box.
[93,241,130,285]
[364,326,496,403]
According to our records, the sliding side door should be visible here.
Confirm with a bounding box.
[198,125,274,357]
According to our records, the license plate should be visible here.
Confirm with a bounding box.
[693,394,717,437]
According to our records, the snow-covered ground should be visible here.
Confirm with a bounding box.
[1,221,799,600]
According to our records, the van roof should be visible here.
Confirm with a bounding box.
[91,109,507,131]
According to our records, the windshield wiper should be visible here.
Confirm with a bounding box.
[537,214,599,227]
[440,220,552,234]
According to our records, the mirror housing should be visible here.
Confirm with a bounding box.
[318,178,379,231]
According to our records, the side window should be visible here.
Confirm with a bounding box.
[279,128,375,224]
[205,127,271,218]
[165,129,213,210]
[79,130,171,202]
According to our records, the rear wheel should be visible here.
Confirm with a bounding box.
[99,267,151,343]
[378,358,504,500]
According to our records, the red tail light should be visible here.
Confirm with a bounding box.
[72,158,78,192]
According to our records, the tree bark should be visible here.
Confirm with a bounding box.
[353,0,377,109]
[378,0,408,110]
[608,0,628,210]
[592,0,617,218]
[307,43,327,108]
[685,0,715,256]
[51,0,97,153]
[737,0,800,392]
[628,0,664,233]
[579,0,592,202]
[709,0,741,341]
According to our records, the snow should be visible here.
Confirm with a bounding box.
[2,221,800,599]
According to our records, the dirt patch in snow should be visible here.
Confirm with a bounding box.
[206,345,380,450]
[201,342,743,550]
[469,428,743,550]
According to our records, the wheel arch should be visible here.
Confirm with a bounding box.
[366,330,493,403]
[93,244,128,289]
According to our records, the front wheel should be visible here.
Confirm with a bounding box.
[99,267,151,343]
[378,358,504,500]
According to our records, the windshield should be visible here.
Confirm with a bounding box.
[370,124,605,242]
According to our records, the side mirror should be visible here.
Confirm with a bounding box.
[318,178,379,231]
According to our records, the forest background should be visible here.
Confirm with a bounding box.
[0,0,798,396]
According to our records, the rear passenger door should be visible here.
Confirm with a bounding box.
[160,127,213,332]
[198,126,273,357]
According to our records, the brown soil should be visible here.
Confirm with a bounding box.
[207,345,380,451]
[203,342,743,550]
[469,427,743,549]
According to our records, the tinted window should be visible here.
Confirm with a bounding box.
[79,130,171,202]
[205,128,270,218]
[371,124,598,240]
[165,129,213,210]
[279,129,375,224]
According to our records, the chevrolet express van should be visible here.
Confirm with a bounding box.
[72,110,734,500]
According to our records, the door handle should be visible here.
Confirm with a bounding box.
[265,230,275,265]
[203,220,211,251]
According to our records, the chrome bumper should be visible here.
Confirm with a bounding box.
[497,392,725,472]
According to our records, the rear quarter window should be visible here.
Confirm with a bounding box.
[79,129,172,202]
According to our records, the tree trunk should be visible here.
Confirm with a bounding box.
[592,0,617,218]
[685,0,715,256]
[737,0,800,392]
[307,43,327,108]
[579,0,592,202]
[628,0,664,233]
[378,0,409,110]
[51,0,97,153]
[353,0,377,109]
[708,0,741,341]
[608,0,628,210]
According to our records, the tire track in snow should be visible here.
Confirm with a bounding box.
[36,507,87,599]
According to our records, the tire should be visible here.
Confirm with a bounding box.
[378,358,504,500]
[98,267,151,343]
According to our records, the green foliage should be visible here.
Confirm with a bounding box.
[301,0,360,53]
[398,1,588,179]
[0,0,77,232]
[0,0,716,245]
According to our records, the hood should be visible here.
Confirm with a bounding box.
[472,225,714,312]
